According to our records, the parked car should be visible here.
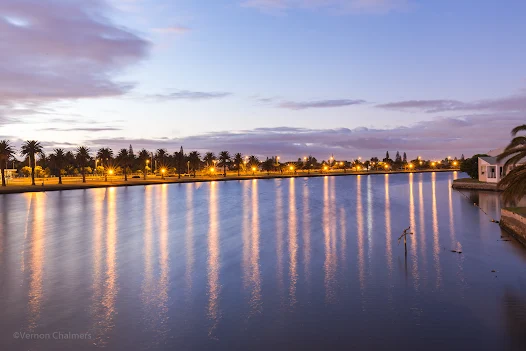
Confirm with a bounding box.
[132,175,141,179]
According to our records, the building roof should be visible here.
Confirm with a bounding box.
[479,156,498,164]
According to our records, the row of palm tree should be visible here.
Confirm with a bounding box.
[0,140,480,187]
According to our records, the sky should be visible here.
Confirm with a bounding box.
[1,0,525,161]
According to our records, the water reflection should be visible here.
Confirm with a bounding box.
[28,193,45,331]
[357,176,365,295]
[157,185,170,336]
[185,184,195,301]
[207,182,220,338]
[383,174,393,273]
[302,181,311,291]
[250,180,262,314]
[275,181,285,303]
[324,177,336,303]
[431,173,442,288]
[409,173,419,289]
[104,188,117,337]
[142,186,155,331]
[288,178,298,307]
[418,178,427,266]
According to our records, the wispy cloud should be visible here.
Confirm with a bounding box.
[241,0,411,14]
[377,94,526,113]
[147,90,232,101]
[40,127,122,132]
[85,113,524,160]
[277,99,366,110]
[151,26,190,34]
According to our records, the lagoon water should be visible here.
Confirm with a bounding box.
[1,172,526,350]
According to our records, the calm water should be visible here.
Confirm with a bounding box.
[1,172,526,351]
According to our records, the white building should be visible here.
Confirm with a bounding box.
[478,147,524,183]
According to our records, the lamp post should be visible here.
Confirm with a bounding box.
[161,168,166,180]
[252,166,256,176]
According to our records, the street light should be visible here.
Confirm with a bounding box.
[252,166,256,175]
[106,168,113,182]
[161,168,166,180]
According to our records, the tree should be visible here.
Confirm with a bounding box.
[96,148,113,168]
[50,148,67,184]
[403,152,407,163]
[156,148,168,171]
[204,152,216,167]
[497,124,526,203]
[116,149,129,181]
[218,151,231,177]
[20,140,43,186]
[262,157,274,175]
[248,155,260,173]
[385,151,390,160]
[0,140,15,186]
[76,147,91,183]
[175,146,185,179]
[188,151,201,177]
[233,153,243,176]
[460,154,487,179]
[138,149,150,180]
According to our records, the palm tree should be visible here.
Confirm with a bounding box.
[97,148,113,168]
[0,140,15,186]
[188,151,201,177]
[20,140,43,186]
[116,149,129,181]
[497,124,526,203]
[203,152,216,167]
[76,146,91,183]
[233,153,243,176]
[50,148,67,184]
[138,149,150,180]
[218,151,231,177]
[156,148,168,171]
[248,155,260,174]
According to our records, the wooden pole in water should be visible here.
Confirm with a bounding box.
[398,226,413,256]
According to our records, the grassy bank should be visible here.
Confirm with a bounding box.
[0,169,456,195]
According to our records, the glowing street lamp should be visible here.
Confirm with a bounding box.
[453,161,458,167]
[161,168,166,180]
[431,162,436,167]
[252,166,257,175]
[210,167,215,175]
[409,163,414,170]
[323,165,328,173]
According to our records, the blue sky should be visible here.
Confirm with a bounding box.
[1,0,525,160]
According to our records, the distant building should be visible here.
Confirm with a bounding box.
[478,147,524,183]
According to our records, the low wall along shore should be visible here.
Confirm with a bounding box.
[452,178,500,191]
[500,209,526,246]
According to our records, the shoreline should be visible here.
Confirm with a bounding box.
[0,169,457,195]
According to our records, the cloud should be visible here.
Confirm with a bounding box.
[85,112,525,160]
[241,0,410,14]
[40,127,122,132]
[147,90,232,101]
[151,26,190,34]
[0,0,150,109]
[277,99,366,110]
[377,94,526,113]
